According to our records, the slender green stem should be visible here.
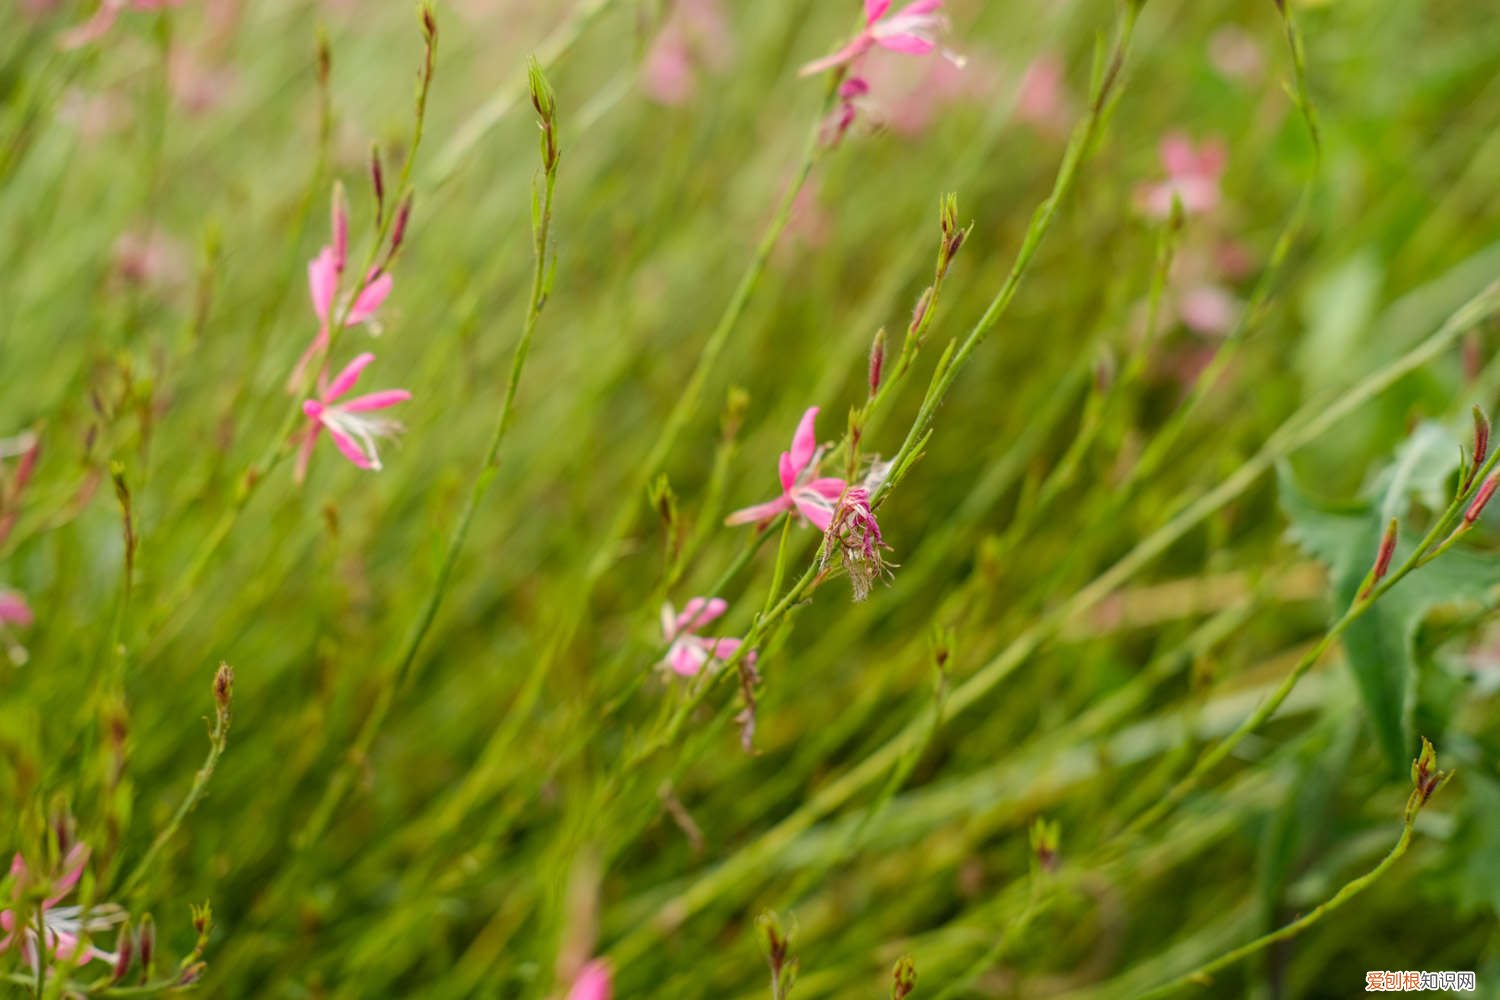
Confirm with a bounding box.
[295,68,560,848]
[1137,818,1415,998]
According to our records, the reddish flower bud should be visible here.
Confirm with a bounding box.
[1360,518,1399,598]
[1473,405,1490,471]
[1466,473,1499,525]
[331,182,349,276]
[868,328,886,397]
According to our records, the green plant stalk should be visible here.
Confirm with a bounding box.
[148,16,438,647]
[610,278,1500,964]
[1137,816,1415,998]
[296,96,559,849]
[1125,427,1500,839]
[118,679,232,897]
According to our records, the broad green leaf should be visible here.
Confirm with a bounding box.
[1278,422,1500,770]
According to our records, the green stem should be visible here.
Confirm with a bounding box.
[296,86,559,849]
[1137,818,1415,998]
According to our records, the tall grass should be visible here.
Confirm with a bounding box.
[4,0,1500,997]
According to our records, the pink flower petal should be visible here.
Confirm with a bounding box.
[325,352,375,402]
[875,32,936,55]
[787,406,820,480]
[725,496,792,526]
[806,477,848,500]
[340,389,411,413]
[0,590,33,628]
[325,426,373,469]
[566,960,612,1000]
[794,494,836,532]
[667,641,708,677]
[865,0,892,23]
[895,0,943,15]
[1159,132,1196,175]
[798,37,873,77]
[700,637,742,663]
[676,597,727,634]
[346,271,393,326]
[307,247,338,322]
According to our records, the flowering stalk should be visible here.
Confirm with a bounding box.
[149,8,437,644]
[297,55,562,848]
[1136,740,1452,998]
[118,664,233,897]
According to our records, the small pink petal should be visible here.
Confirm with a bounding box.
[806,477,848,500]
[307,247,338,322]
[340,389,411,413]
[865,0,892,23]
[325,352,376,401]
[0,591,33,628]
[566,960,612,1000]
[325,426,373,469]
[798,37,873,77]
[346,272,393,326]
[667,641,708,677]
[788,407,820,480]
[876,33,937,55]
[794,494,835,532]
[700,637,742,663]
[725,496,793,526]
[676,597,727,634]
[1159,133,1196,175]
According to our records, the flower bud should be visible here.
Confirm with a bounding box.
[137,913,155,976]
[213,662,234,715]
[111,919,134,984]
[1473,405,1490,471]
[868,328,886,397]
[370,146,386,224]
[1359,518,1398,599]
[1465,472,1498,525]
[1030,817,1061,873]
[891,957,917,1000]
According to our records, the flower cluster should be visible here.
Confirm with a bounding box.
[659,597,754,677]
[291,187,411,481]
[726,407,847,531]
[1,845,124,971]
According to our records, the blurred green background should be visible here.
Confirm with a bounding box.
[4,0,1500,996]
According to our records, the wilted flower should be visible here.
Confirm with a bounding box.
[1,846,125,970]
[820,486,892,601]
[1136,133,1227,220]
[659,597,754,677]
[799,0,962,79]
[60,0,182,50]
[295,353,411,482]
[726,407,847,531]
[565,960,612,1000]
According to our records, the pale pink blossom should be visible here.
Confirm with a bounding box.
[1014,53,1069,135]
[1209,27,1264,84]
[726,407,847,532]
[60,0,183,50]
[1177,284,1240,336]
[799,0,961,78]
[1136,133,1228,219]
[0,591,34,629]
[295,353,410,482]
[641,0,734,106]
[659,598,754,677]
[565,960,612,1000]
[289,189,395,392]
[1,846,124,970]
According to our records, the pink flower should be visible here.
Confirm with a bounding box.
[295,353,411,482]
[1136,133,1228,219]
[726,407,847,532]
[799,0,960,78]
[641,0,734,106]
[659,598,755,677]
[1014,53,1069,136]
[288,187,395,392]
[0,591,33,629]
[820,486,893,601]
[565,960,612,1000]
[1,846,124,970]
[59,0,182,50]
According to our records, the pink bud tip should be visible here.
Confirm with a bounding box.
[1466,473,1499,525]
